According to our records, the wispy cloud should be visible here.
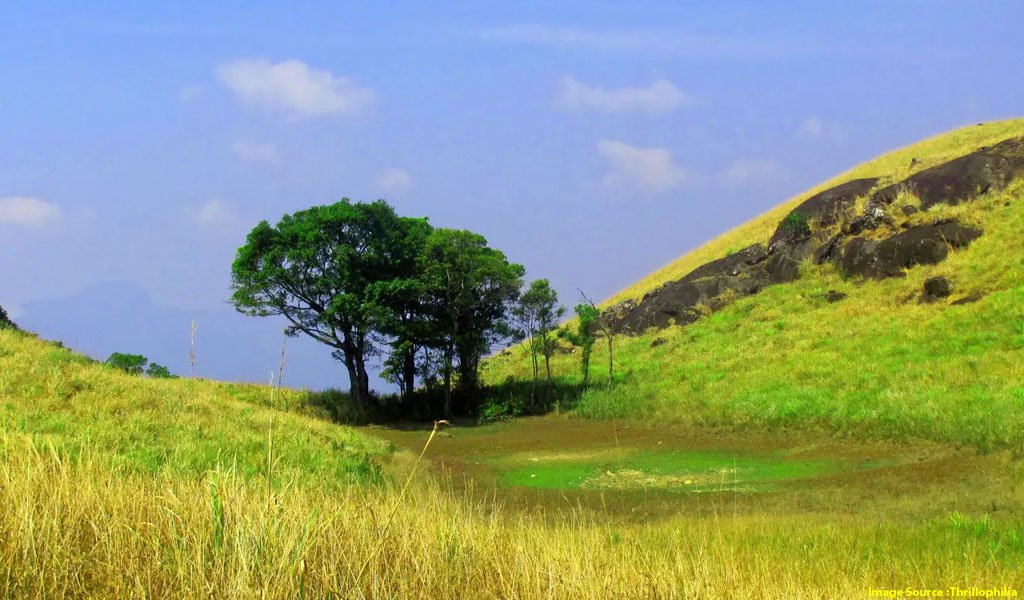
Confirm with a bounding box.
[796,116,842,141]
[597,140,688,193]
[187,199,244,231]
[375,167,413,193]
[718,158,787,187]
[479,25,800,59]
[0,197,61,228]
[217,59,374,118]
[232,140,280,164]
[557,76,696,114]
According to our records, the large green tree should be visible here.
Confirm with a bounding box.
[230,199,415,411]
[371,216,434,400]
[418,228,524,418]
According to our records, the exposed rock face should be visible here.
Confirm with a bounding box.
[871,137,1024,210]
[768,178,878,252]
[604,243,770,334]
[837,221,982,279]
[603,137,1021,336]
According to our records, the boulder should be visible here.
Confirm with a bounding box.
[871,137,1024,210]
[825,290,847,303]
[650,338,667,348]
[838,220,982,278]
[921,276,953,303]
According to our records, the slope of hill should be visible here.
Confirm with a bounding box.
[484,118,1024,451]
[0,328,390,484]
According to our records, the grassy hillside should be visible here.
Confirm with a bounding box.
[484,118,1024,452]
[0,328,390,484]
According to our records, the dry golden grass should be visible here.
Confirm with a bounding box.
[2,435,1021,599]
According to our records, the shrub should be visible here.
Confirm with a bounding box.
[105,352,148,375]
[778,211,811,238]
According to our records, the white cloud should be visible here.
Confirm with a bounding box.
[796,116,842,141]
[718,158,787,187]
[188,199,241,229]
[217,59,374,118]
[557,76,695,114]
[233,140,280,164]
[597,140,688,193]
[0,197,61,227]
[375,167,412,193]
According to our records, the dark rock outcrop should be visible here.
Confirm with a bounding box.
[921,276,953,303]
[604,244,771,334]
[650,337,667,348]
[768,178,878,252]
[871,137,1024,210]
[838,220,982,279]
[825,290,847,303]
[602,137,1019,336]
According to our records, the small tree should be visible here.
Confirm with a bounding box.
[106,352,148,375]
[579,290,614,390]
[514,279,564,407]
[562,303,599,386]
[146,363,176,378]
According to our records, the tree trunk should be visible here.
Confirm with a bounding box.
[402,346,416,398]
[341,352,371,413]
[544,342,553,403]
[581,348,590,386]
[529,333,539,407]
[607,335,614,390]
[442,344,454,420]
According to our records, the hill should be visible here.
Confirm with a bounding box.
[484,118,1024,452]
[0,327,391,484]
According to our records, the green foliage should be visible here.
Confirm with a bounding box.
[418,228,525,417]
[230,199,427,410]
[561,303,600,385]
[0,305,17,330]
[513,279,565,407]
[145,363,176,379]
[105,352,148,375]
[778,211,811,238]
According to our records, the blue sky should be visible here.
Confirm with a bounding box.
[2,1,1022,390]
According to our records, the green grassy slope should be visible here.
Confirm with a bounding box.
[484,118,1024,451]
[0,328,391,485]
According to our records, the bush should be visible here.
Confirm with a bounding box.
[105,353,148,375]
[0,305,17,330]
[778,211,811,238]
[145,363,176,379]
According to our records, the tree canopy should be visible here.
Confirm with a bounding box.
[231,200,525,418]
